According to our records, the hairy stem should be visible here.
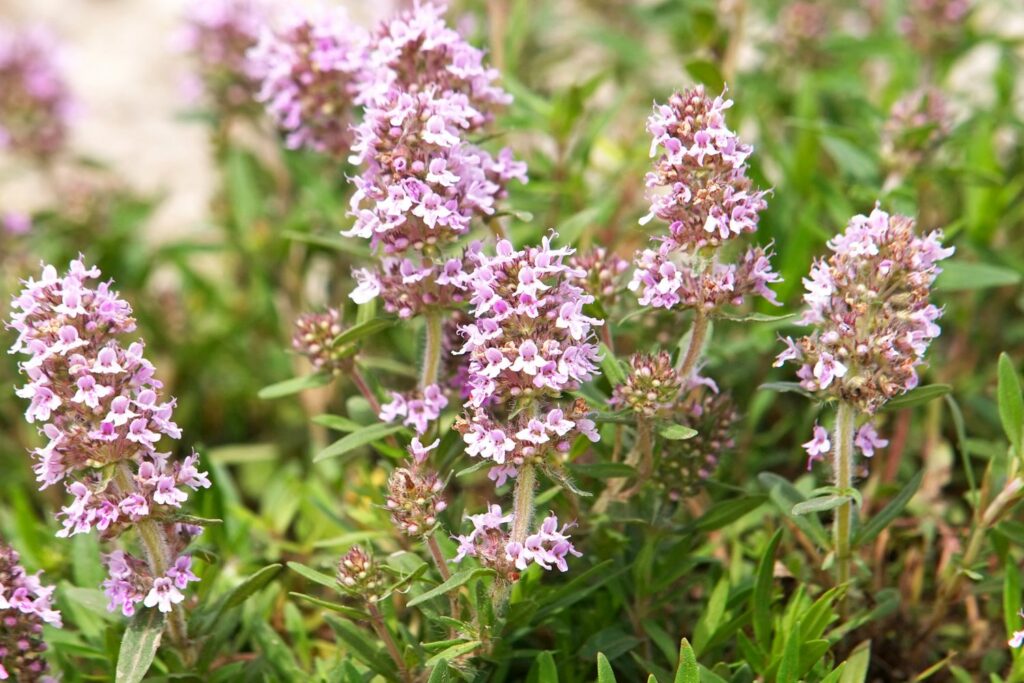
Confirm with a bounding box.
[678,312,710,389]
[510,462,537,547]
[351,365,382,415]
[114,463,189,650]
[367,602,410,683]
[420,311,444,390]
[833,402,856,593]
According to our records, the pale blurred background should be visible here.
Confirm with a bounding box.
[0,0,396,235]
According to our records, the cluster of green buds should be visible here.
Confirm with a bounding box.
[336,546,386,604]
[292,309,349,374]
[386,466,448,538]
[660,393,737,499]
[612,352,685,417]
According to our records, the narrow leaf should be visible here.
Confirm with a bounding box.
[674,638,699,683]
[853,471,923,545]
[115,608,165,683]
[286,561,338,590]
[792,495,850,516]
[597,652,618,683]
[407,568,494,607]
[881,384,952,412]
[313,422,404,462]
[332,318,396,348]
[752,529,783,647]
[258,373,332,400]
[223,564,284,609]
[998,353,1024,455]
[659,424,699,441]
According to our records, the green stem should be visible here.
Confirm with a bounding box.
[420,311,444,390]
[367,602,411,683]
[114,463,189,649]
[833,402,856,592]
[678,312,710,389]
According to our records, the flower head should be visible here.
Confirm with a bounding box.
[8,259,209,616]
[660,391,737,498]
[629,86,779,314]
[776,205,953,413]
[248,4,367,155]
[0,24,73,159]
[292,309,346,373]
[177,0,266,115]
[612,352,684,417]
[336,546,385,603]
[0,542,61,683]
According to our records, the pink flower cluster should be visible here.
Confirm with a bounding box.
[629,86,780,312]
[803,421,889,470]
[177,0,266,114]
[7,259,210,615]
[248,5,367,155]
[344,2,526,255]
[452,236,601,485]
[452,505,580,579]
[102,551,199,617]
[350,249,474,318]
[775,205,953,414]
[0,543,61,683]
[0,24,73,159]
[386,439,448,538]
[379,384,449,435]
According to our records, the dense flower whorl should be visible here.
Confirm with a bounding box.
[775,205,953,414]
[178,0,266,114]
[661,391,737,499]
[881,86,952,173]
[356,1,510,116]
[345,89,526,253]
[630,86,779,313]
[386,460,447,538]
[453,505,580,580]
[8,259,210,616]
[349,249,475,318]
[0,25,73,159]
[569,247,630,308]
[248,5,367,155]
[457,236,603,407]
[344,2,526,254]
[0,543,61,682]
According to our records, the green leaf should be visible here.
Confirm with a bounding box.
[313,422,404,462]
[716,312,795,323]
[693,578,729,654]
[998,353,1024,456]
[758,382,814,398]
[881,384,952,412]
[407,568,494,607]
[115,608,165,683]
[428,660,453,683]
[674,638,699,683]
[821,135,877,181]
[223,563,284,609]
[934,260,1022,291]
[759,473,829,547]
[425,640,482,667]
[777,620,801,683]
[659,424,699,441]
[532,651,559,683]
[792,495,851,516]
[599,343,628,386]
[324,615,395,675]
[288,592,369,621]
[752,529,783,647]
[838,641,871,683]
[311,414,362,432]
[332,318,397,348]
[597,652,618,683]
[286,561,339,590]
[569,463,636,479]
[258,373,332,400]
[853,471,923,545]
[688,495,767,533]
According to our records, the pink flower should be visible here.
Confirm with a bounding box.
[803,423,831,470]
[409,437,440,465]
[854,423,888,458]
[143,577,184,613]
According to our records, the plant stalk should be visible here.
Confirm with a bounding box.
[420,311,444,390]
[833,402,856,592]
[678,312,710,390]
[510,462,537,547]
[367,602,411,683]
[114,463,189,650]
